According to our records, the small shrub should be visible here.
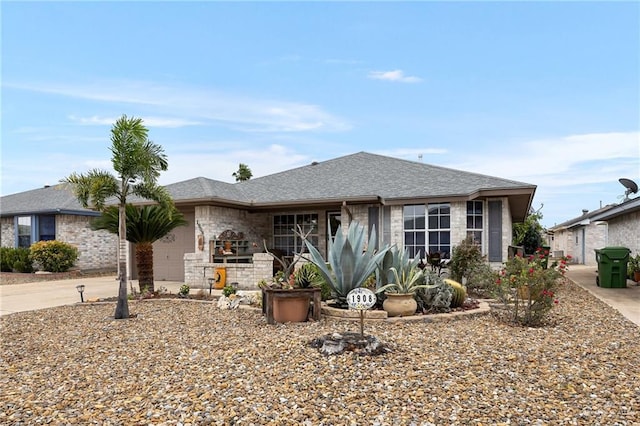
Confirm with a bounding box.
[492,250,570,326]
[222,285,236,297]
[415,272,452,313]
[466,262,498,298]
[1,247,34,273]
[29,241,78,272]
[449,236,484,283]
[179,284,190,296]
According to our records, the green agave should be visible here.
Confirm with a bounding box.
[376,265,436,295]
[305,221,390,307]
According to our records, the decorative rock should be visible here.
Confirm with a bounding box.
[0,280,638,424]
[217,295,241,310]
[309,332,391,356]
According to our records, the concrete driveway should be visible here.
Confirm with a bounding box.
[0,276,185,316]
[565,264,640,327]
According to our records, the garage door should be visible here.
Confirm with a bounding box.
[152,211,195,282]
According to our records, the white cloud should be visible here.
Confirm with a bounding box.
[448,131,640,186]
[8,80,351,133]
[159,144,311,185]
[68,115,202,128]
[368,69,422,83]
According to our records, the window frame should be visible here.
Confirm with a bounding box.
[273,213,319,256]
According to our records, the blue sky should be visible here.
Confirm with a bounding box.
[2,1,639,228]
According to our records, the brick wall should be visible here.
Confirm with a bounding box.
[0,217,14,247]
[607,211,640,256]
[57,215,118,270]
[185,253,273,290]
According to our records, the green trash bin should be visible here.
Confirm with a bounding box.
[595,247,631,288]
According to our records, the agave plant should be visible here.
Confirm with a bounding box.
[294,263,323,288]
[375,246,422,290]
[375,265,435,294]
[304,221,390,307]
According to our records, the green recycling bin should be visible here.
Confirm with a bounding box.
[594,247,631,288]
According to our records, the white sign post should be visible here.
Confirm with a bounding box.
[347,287,377,337]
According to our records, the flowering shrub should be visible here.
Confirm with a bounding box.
[29,241,78,273]
[493,248,571,326]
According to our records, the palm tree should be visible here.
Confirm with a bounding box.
[63,115,172,319]
[232,163,253,182]
[91,204,188,293]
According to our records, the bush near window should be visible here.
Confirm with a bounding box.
[492,249,570,327]
[29,241,79,273]
[0,247,34,273]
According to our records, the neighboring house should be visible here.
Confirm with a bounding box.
[0,184,118,271]
[547,196,640,266]
[589,196,640,257]
[133,152,536,288]
[546,205,616,266]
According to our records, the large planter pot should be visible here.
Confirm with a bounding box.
[634,270,640,283]
[272,295,310,323]
[382,293,417,317]
[263,288,321,324]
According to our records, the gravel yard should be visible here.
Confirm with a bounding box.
[1,280,639,425]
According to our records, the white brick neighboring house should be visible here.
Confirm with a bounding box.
[0,184,117,271]
[129,152,537,289]
[547,196,640,266]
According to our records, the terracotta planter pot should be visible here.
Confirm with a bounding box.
[634,270,640,283]
[382,293,417,317]
[273,296,310,323]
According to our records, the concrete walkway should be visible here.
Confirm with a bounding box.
[0,276,185,316]
[1,267,638,327]
[565,264,640,327]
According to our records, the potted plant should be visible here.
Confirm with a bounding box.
[375,264,435,317]
[259,264,323,324]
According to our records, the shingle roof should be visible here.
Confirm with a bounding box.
[236,151,535,204]
[0,184,99,217]
[547,204,619,230]
[2,152,537,220]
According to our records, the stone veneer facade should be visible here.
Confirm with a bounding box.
[606,210,640,256]
[182,198,514,289]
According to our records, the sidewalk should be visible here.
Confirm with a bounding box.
[565,264,640,327]
[0,276,185,316]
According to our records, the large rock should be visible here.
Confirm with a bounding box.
[308,332,391,356]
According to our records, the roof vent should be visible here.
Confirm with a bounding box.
[582,209,589,215]
[311,161,318,166]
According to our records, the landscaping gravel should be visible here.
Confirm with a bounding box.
[1,280,639,425]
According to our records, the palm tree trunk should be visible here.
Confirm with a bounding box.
[136,242,155,293]
[115,200,130,319]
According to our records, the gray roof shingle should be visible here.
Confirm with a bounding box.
[235,152,535,204]
[0,184,98,217]
[2,152,536,219]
